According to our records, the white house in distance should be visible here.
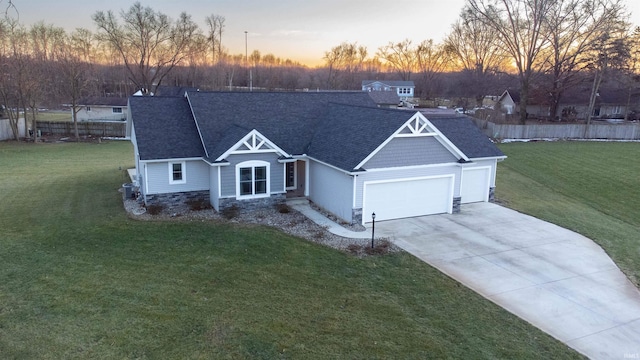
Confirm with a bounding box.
[362,80,415,99]
[76,97,128,121]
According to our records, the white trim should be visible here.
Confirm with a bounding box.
[235,160,271,200]
[217,166,222,199]
[203,158,230,166]
[168,161,187,184]
[361,174,455,225]
[139,157,203,164]
[304,159,310,196]
[394,133,438,138]
[144,163,149,201]
[352,174,357,208]
[354,112,469,170]
[230,149,279,155]
[217,129,290,161]
[285,161,297,190]
[470,156,507,162]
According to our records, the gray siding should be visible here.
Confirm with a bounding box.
[145,160,210,194]
[308,160,354,222]
[354,164,461,208]
[363,137,458,169]
[219,153,285,198]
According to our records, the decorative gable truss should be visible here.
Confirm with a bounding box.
[216,129,289,161]
[355,112,468,169]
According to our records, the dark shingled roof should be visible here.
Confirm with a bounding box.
[129,96,205,160]
[129,92,504,170]
[186,91,377,160]
[309,104,416,171]
[367,91,401,105]
[428,116,505,159]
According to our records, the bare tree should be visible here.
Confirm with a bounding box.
[414,39,448,98]
[585,28,631,131]
[445,8,507,105]
[543,0,625,119]
[56,29,94,140]
[93,2,199,94]
[467,0,555,124]
[0,18,30,140]
[205,14,225,64]
[376,39,416,81]
[323,42,368,89]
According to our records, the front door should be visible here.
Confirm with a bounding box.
[286,160,306,197]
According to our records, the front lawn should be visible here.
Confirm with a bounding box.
[497,141,640,285]
[0,141,582,359]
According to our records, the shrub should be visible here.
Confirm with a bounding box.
[276,203,290,214]
[221,205,240,220]
[146,204,163,215]
[186,198,212,211]
[347,244,362,255]
[364,240,391,255]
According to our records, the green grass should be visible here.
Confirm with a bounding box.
[36,111,73,122]
[0,141,582,359]
[497,141,640,285]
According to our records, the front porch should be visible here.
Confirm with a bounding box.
[285,159,307,198]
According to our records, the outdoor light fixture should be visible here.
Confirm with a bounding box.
[371,212,376,249]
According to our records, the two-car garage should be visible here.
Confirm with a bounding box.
[361,167,492,224]
[362,175,454,223]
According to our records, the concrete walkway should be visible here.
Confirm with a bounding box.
[289,200,640,359]
[287,199,371,239]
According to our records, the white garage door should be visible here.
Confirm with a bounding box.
[461,167,491,204]
[363,176,454,223]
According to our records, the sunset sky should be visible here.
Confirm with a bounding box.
[11,0,640,67]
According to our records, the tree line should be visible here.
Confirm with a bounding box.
[1,0,639,141]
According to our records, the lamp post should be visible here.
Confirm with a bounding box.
[371,212,376,249]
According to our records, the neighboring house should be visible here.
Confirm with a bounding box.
[362,80,415,99]
[497,87,639,120]
[76,97,128,121]
[532,87,639,120]
[496,90,520,115]
[129,92,505,225]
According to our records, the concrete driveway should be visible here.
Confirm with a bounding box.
[370,202,640,360]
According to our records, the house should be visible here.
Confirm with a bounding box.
[129,91,505,225]
[76,97,128,121]
[496,90,520,115]
[362,80,415,99]
[497,87,640,120]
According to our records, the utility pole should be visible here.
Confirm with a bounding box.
[245,31,253,92]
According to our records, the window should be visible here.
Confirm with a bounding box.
[112,107,123,113]
[286,162,296,190]
[169,162,186,184]
[236,160,270,199]
[86,106,91,112]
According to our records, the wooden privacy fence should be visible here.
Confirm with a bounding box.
[472,119,640,140]
[36,121,126,138]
